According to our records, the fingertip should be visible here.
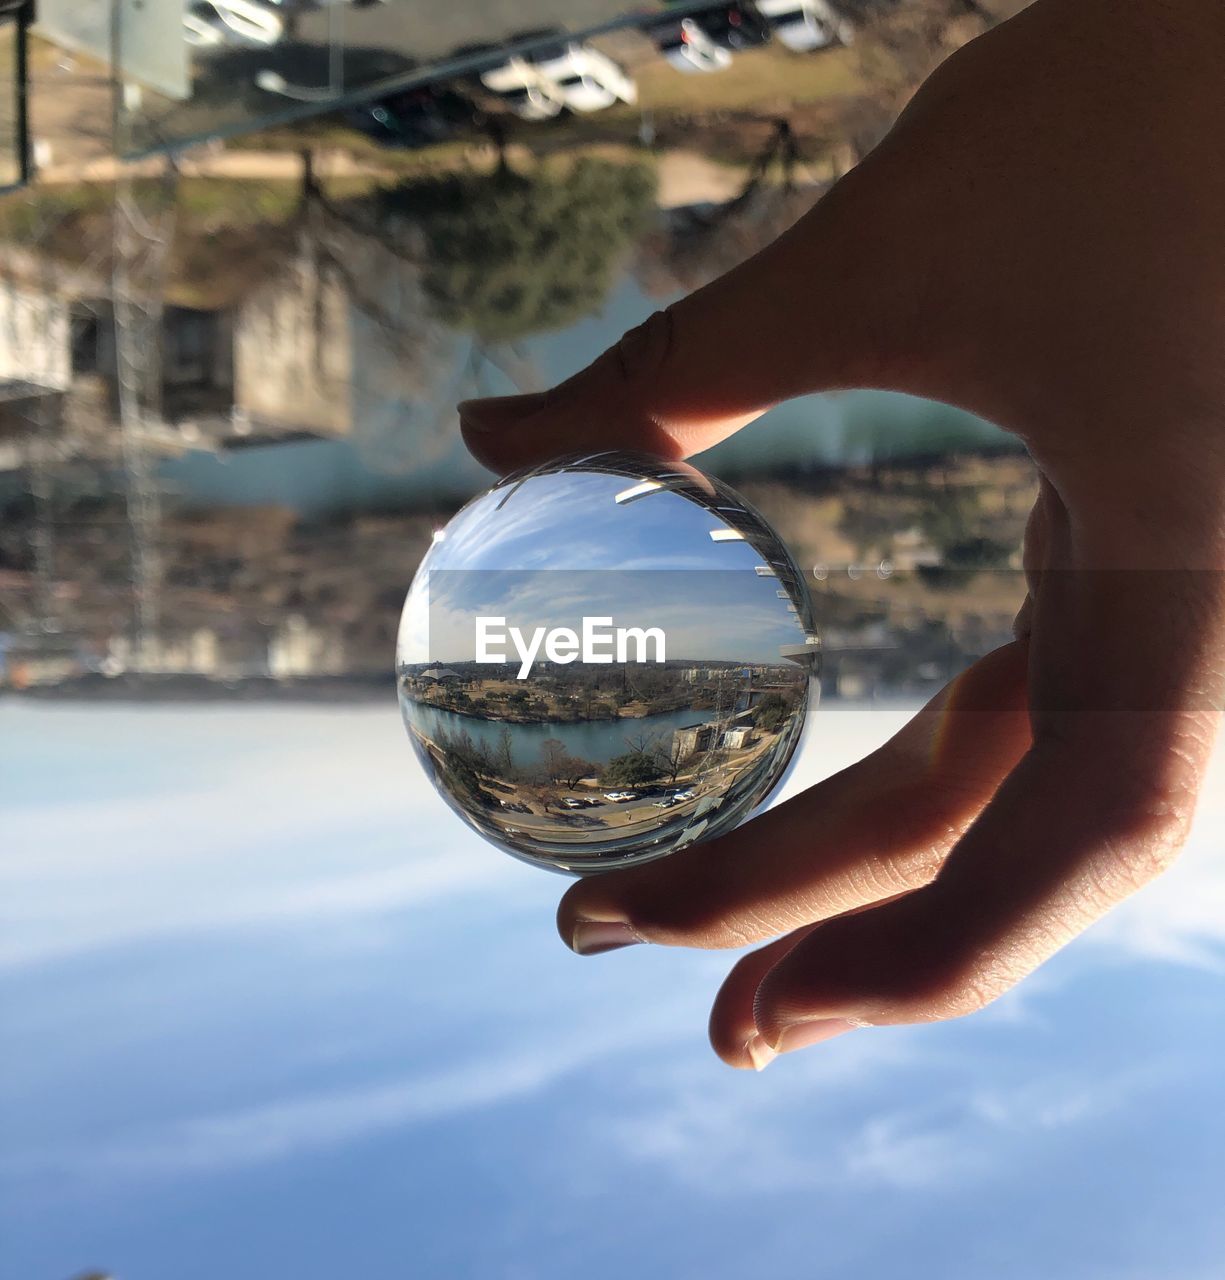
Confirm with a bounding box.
[749,928,866,1050]
[458,420,507,474]
[708,1014,763,1071]
[556,883,643,955]
[457,392,548,434]
[458,393,552,474]
[555,882,584,950]
[708,928,819,1070]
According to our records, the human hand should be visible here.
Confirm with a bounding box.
[458,0,1225,1068]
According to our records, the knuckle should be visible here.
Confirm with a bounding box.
[627,886,765,948]
[1093,805,1189,897]
[1030,731,1202,897]
[847,844,941,907]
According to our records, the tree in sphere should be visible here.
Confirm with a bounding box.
[601,751,665,788]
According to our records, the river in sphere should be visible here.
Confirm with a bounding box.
[398,452,818,873]
[404,701,721,771]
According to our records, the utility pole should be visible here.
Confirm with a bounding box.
[111,163,176,669]
[109,3,178,670]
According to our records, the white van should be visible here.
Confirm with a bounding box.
[756,0,853,51]
[530,42,638,112]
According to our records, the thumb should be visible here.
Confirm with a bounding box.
[459,158,939,475]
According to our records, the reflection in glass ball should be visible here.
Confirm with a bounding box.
[397,452,819,875]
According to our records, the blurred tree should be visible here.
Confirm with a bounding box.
[943,534,1014,568]
[838,498,904,561]
[918,486,982,556]
[915,564,983,593]
[381,158,656,343]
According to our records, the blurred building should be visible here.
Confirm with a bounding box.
[233,246,353,440]
[267,614,347,679]
[0,244,358,470]
[106,628,221,676]
[0,275,72,394]
[1,634,83,687]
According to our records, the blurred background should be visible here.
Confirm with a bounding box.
[1,2,1222,1277]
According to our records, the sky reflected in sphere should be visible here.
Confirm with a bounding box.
[397,453,819,873]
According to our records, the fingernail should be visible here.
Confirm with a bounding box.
[744,1034,777,1072]
[768,1018,858,1054]
[569,919,643,956]
[458,393,546,433]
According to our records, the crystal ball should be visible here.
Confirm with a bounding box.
[397,452,819,875]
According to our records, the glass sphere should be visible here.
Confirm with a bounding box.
[397,452,819,875]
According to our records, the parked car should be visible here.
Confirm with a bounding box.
[480,56,565,120]
[602,791,636,803]
[653,797,678,809]
[692,2,772,51]
[671,788,697,801]
[346,85,483,149]
[529,41,637,111]
[184,0,283,48]
[652,17,734,73]
[756,0,853,50]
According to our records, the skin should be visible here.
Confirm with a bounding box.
[457,0,1225,1069]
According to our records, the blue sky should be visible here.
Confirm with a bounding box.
[2,700,1224,1280]
[399,468,811,667]
[415,570,807,667]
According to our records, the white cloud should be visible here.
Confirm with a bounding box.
[6,700,1223,982]
[0,705,529,971]
[0,853,513,971]
[8,983,695,1186]
[838,1108,985,1189]
[58,1047,588,1178]
[596,1034,1172,1196]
